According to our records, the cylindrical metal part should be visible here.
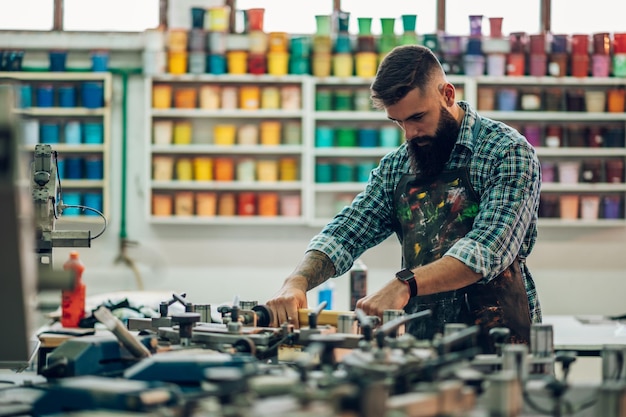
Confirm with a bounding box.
[444,323,468,337]
[239,300,258,310]
[485,370,523,417]
[337,313,357,334]
[195,304,212,323]
[382,309,405,337]
[596,381,626,417]
[502,344,529,381]
[602,345,626,382]
[530,323,554,357]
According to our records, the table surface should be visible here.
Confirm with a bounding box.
[543,314,626,353]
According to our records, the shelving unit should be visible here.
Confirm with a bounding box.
[7,71,112,223]
[145,74,310,224]
[144,74,626,227]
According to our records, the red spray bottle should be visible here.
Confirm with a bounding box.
[61,251,86,327]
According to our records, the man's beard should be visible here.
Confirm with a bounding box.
[407,106,460,178]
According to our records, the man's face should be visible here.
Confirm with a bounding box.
[386,86,460,178]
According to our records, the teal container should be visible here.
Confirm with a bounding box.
[316,89,333,110]
[333,89,353,111]
[315,126,334,147]
[380,18,396,35]
[335,33,352,53]
[289,57,310,75]
[83,192,103,215]
[335,162,355,182]
[380,126,401,147]
[83,122,103,144]
[357,128,378,147]
[357,161,377,182]
[422,33,440,52]
[290,36,311,57]
[613,54,626,77]
[401,14,417,32]
[336,128,357,147]
[315,162,333,183]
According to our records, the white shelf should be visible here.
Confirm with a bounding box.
[151,180,303,191]
[151,109,304,118]
[10,72,112,222]
[151,144,303,155]
[145,74,626,227]
[149,216,307,226]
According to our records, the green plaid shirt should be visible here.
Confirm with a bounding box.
[308,101,542,323]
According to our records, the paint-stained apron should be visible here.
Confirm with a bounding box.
[393,125,531,354]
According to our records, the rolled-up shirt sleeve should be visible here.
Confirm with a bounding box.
[445,141,541,282]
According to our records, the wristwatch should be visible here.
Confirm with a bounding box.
[395,268,418,298]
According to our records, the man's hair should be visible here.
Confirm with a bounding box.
[370,45,445,110]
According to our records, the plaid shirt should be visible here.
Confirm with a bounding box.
[307,101,542,323]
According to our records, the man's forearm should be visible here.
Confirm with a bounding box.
[288,250,336,291]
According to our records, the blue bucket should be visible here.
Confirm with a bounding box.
[85,156,104,179]
[83,192,103,215]
[65,157,84,179]
[62,192,81,216]
[83,122,103,144]
[81,82,104,108]
[58,85,76,107]
[40,122,60,144]
[36,85,54,107]
[64,121,81,144]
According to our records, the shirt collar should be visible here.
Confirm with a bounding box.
[455,101,479,153]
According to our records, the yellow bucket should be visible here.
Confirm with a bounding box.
[332,53,354,77]
[176,158,193,181]
[152,84,172,109]
[279,157,298,181]
[257,160,279,182]
[173,121,192,144]
[312,53,332,77]
[268,32,289,52]
[227,51,248,74]
[261,86,280,109]
[168,51,188,74]
[239,85,260,110]
[193,157,213,181]
[355,52,378,78]
[214,124,236,145]
[267,52,289,76]
[207,6,231,32]
[167,29,188,52]
[260,121,281,145]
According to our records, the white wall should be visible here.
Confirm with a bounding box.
[4,31,626,318]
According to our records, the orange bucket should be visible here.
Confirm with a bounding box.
[174,191,194,216]
[174,88,197,108]
[196,192,217,216]
[214,157,235,181]
[218,192,236,216]
[152,194,173,216]
[258,192,279,216]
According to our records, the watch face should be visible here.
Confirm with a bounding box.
[396,269,414,281]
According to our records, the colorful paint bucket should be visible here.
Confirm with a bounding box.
[173,121,192,145]
[260,121,281,145]
[236,158,256,181]
[214,158,235,181]
[279,158,298,181]
[174,88,197,109]
[168,51,188,74]
[257,160,279,181]
[261,86,280,109]
[40,122,60,144]
[58,85,76,107]
[214,124,236,145]
[258,192,278,217]
[193,157,213,181]
[226,51,248,74]
[64,121,81,144]
[83,192,103,215]
[315,126,334,147]
[332,54,354,77]
[85,156,103,179]
[336,128,357,147]
[238,192,256,216]
[237,124,259,145]
[199,85,221,109]
[196,192,217,217]
[83,122,103,144]
[152,156,174,181]
[268,52,289,75]
[239,85,260,110]
[207,6,230,32]
[218,193,236,216]
[152,84,172,108]
[175,158,193,181]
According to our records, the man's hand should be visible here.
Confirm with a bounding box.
[266,278,308,328]
[355,277,410,318]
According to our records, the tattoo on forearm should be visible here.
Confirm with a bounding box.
[294,250,336,291]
